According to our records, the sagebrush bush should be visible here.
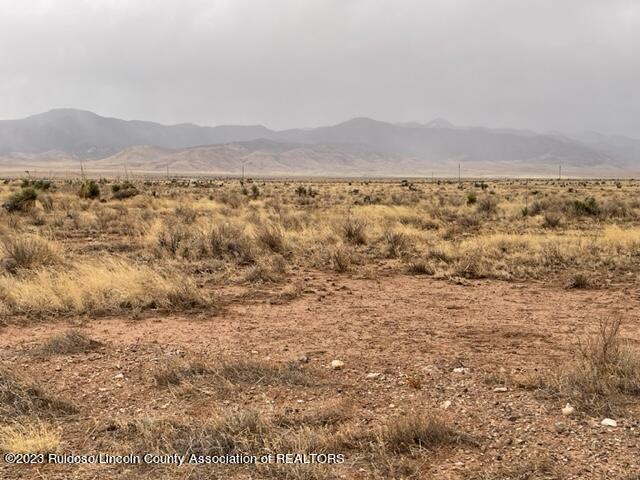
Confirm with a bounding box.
[78,180,100,199]
[3,187,38,212]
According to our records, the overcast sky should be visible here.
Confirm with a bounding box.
[0,0,638,135]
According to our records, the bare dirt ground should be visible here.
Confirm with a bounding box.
[1,271,638,479]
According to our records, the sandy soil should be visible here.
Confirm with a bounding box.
[1,272,639,479]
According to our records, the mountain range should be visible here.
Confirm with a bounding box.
[0,109,638,177]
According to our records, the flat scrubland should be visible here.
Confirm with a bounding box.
[0,176,639,479]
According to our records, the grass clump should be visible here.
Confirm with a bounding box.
[0,421,60,453]
[341,216,368,245]
[0,258,211,317]
[0,369,76,420]
[42,329,102,355]
[537,318,640,416]
[0,235,60,272]
[377,414,473,453]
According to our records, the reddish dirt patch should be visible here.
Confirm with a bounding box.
[1,272,639,479]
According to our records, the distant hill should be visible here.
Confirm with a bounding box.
[0,109,638,176]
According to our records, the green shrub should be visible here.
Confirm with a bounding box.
[570,197,600,217]
[3,188,38,212]
[78,180,100,199]
[466,191,477,205]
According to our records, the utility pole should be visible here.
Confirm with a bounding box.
[558,162,562,181]
[458,163,461,185]
[80,160,86,180]
[241,164,245,181]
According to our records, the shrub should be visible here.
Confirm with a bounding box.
[570,197,600,217]
[78,180,100,199]
[383,230,408,258]
[542,212,562,229]
[112,187,139,200]
[536,318,640,416]
[255,222,287,254]
[3,187,38,212]
[341,217,367,245]
[205,222,255,263]
[476,195,498,215]
[42,330,102,355]
[466,191,477,205]
[0,235,60,272]
[566,272,591,289]
[407,260,435,275]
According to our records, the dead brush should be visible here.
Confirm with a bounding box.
[0,369,76,421]
[566,272,592,289]
[1,235,60,272]
[340,216,368,245]
[274,401,352,428]
[255,222,288,254]
[407,259,435,275]
[216,359,309,387]
[111,410,271,456]
[325,244,353,273]
[383,229,409,258]
[155,223,192,257]
[205,222,255,263]
[374,414,475,453]
[41,329,102,355]
[175,205,197,224]
[152,360,211,387]
[471,455,562,480]
[244,256,287,283]
[536,318,640,416]
[152,358,309,388]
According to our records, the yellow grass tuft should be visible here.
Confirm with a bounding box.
[0,421,60,453]
[0,257,210,316]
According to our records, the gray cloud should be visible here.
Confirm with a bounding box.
[0,0,639,135]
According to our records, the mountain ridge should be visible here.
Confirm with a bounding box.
[0,109,638,176]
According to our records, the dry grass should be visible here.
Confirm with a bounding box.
[0,369,76,420]
[0,234,60,272]
[376,414,474,453]
[152,358,310,388]
[534,318,640,416]
[0,178,639,321]
[105,408,470,478]
[0,421,60,453]
[0,258,211,316]
[41,329,102,355]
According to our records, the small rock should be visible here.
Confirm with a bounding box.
[55,366,62,371]
[493,387,508,393]
[330,360,344,370]
[452,367,468,374]
[561,403,575,416]
[297,355,309,364]
[365,372,381,380]
[601,418,617,427]
[440,400,452,410]
[114,373,124,380]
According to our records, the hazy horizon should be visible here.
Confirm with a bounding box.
[1,1,639,137]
